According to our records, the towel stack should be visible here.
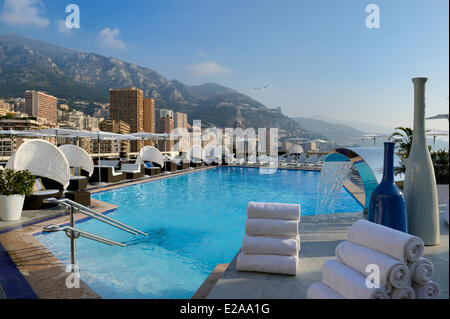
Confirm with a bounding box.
[307,219,440,299]
[408,257,440,299]
[236,202,300,276]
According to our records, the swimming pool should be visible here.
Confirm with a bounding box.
[36,167,363,299]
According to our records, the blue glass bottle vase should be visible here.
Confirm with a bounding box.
[368,142,407,232]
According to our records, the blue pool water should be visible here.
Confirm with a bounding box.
[36,167,363,299]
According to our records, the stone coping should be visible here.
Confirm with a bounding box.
[0,198,117,299]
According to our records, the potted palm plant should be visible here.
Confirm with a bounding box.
[0,169,35,221]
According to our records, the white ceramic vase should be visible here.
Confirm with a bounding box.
[0,194,25,221]
[403,77,440,245]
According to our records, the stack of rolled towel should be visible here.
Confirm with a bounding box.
[236,202,300,276]
[307,219,440,299]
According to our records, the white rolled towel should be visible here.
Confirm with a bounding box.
[247,202,300,221]
[236,253,298,275]
[242,236,299,256]
[412,281,440,299]
[347,219,424,262]
[321,260,388,299]
[307,282,344,299]
[408,257,434,285]
[335,241,410,289]
[245,218,298,237]
[390,287,416,299]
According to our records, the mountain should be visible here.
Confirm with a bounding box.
[293,117,366,146]
[0,34,312,136]
[312,114,395,135]
[0,35,106,101]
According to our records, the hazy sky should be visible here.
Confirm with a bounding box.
[0,0,448,134]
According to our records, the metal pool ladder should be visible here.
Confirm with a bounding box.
[42,198,148,267]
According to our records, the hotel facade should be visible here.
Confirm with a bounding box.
[24,90,58,124]
[109,87,144,152]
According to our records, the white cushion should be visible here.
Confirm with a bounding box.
[119,164,141,173]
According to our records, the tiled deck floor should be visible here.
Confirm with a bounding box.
[207,208,449,299]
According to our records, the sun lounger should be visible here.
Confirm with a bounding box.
[178,161,190,169]
[67,175,88,191]
[190,158,204,168]
[172,157,190,170]
[23,177,63,210]
[98,159,120,169]
[65,190,91,207]
[142,162,161,176]
[163,161,177,172]
[118,163,144,179]
[90,166,125,183]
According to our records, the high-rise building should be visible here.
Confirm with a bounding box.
[143,97,155,146]
[157,111,174,152]
[109,87,144,151]
[24,90,58,123]
[0,99,11,116]
[98,120,131,154]
[174,112,188,129]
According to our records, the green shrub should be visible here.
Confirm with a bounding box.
[0,169,35,196]
[431,150,449,184]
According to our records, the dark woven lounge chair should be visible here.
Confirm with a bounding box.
[89,166,125,184]
[23,177,64,210]
[190,161,203,168]
[163,161,177,172]
[142,162,161,176]
[65,190,91,207]
[67,175,89,191]
[176,161,190,170]
[118,163,144,180]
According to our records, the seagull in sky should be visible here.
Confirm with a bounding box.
[254,85,269,90]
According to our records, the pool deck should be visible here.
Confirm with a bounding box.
[0,198,116,298]
[205,204,449,299]
[0,165,448,299]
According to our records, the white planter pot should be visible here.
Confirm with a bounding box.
[0,194,25,221]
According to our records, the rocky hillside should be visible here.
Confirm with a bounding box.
[0,34,314,136]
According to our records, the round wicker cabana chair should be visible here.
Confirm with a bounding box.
[7,140,70,210]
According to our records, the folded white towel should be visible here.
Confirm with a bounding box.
[242,236,299,256]
[321,260,388,299]
[248,235,301,251]
[247,202,300,221]
[307,282,344,299]
[347,219,424,262]
[390,287,416,299]
[236,253,298,275]
[408,257,434,286]
[245,218,298,237]
[412,281,440,299]
[335,241,410,289]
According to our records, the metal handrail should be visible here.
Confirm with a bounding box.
[42,197,148,266]
[45,198,148,236]
[43,224,126,247]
